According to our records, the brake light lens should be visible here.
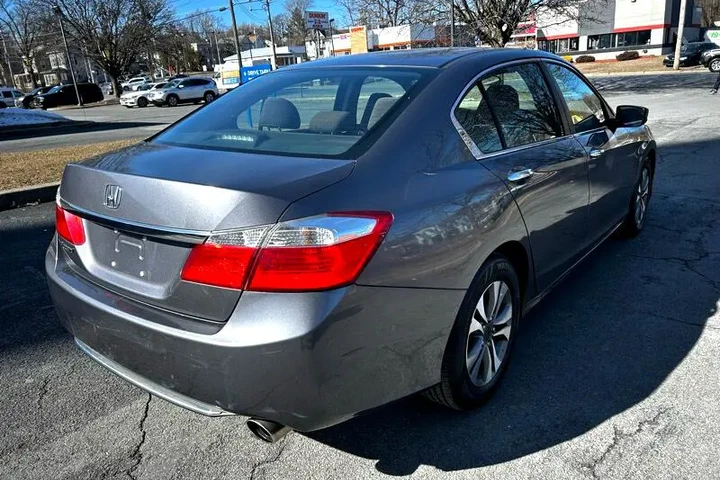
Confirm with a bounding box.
[55,204,86,245]
[180,212,393,291]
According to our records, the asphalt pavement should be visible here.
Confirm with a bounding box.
[1,79,720,479]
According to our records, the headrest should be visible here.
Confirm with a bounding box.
[485,84,520,112]
[367,97,398,129]
[309,111,355,134]
[258,97,301,130]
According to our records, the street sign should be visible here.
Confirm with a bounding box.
[306,11,329,30]
[241,64,272,83]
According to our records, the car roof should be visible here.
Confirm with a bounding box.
[284,47,559,70]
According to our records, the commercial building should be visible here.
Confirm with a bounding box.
[528,0,705,59]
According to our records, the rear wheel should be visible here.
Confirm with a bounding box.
[620,160,653,237]
[166,95,179,107]
[425,254,521,410]
[137,97,148,108]
[710,58,720,73]
[204,91,215,103]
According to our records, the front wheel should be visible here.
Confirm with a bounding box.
[137,97,148,108]
[620,160,653,237]
[709,58,720,73]
[424,254,521,410]
[204,91,215,103]
[166,95,179,107]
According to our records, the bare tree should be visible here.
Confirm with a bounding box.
[285,0,311,46]
[0,0,45,86]
[35,0,172,96]
[454,0,605,47]
[698,0,720,26]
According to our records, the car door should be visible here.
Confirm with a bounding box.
[456,61,589,291]
[176,79,193,100]
[544,61,639,244]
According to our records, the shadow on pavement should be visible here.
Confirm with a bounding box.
[0,204,68,351]
[308,138,720,474]
[1,121,165,141]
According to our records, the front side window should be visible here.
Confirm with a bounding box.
[154,67,430,158]
[479,63,563,149]
[547,63,606,134]
[2,91,11,98]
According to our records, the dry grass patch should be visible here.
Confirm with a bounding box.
[575,56,702,75]
[0,139,141,191]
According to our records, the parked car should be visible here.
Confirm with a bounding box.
[701,47,720,72]
[663,42,718,67]
[34,83,104,109]
[147,77,218,106]
[0,86,24,107]
[47,49,656,443]
[99,82,114,96]
[120,82,167,108]
[121,75,152,91]
[15,85,54,108]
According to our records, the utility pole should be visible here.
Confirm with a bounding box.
[213,31,222,65]
[228,0,243,66]
[673,0,688,70]
[329,19,335,57]
[53,7,81,106]
[450,0,454,47]
[1,29,18,88]
[264,0,278,69]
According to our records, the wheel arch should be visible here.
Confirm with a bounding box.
[493,240,532,304]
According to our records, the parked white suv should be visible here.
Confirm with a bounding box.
[1,87,24,107]
[120,82,167,108]
[121,76,152,91]
[147,77,218,107]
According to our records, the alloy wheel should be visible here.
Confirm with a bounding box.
[711,59,720,72]
[466,280,513,387]
[634,167,650,228]
[205,92,215,103]
[168,96,178,107]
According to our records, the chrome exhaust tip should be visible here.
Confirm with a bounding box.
[246,418,292,443]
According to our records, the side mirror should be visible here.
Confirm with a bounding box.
[615,105,648,128]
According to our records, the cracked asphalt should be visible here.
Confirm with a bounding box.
[1,78,719,479]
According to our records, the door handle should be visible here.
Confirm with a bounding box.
[589,148,605,158]
[507,168,534,183]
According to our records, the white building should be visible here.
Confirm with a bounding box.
[221,45,306,69]
[307,24,442,59]
[532,0,705,59]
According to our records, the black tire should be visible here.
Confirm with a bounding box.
[424,254,521,410]
[620,159,653,238]
[204,91,215,103]
[709,58,720,73]
[137,97,148,108]
[166,94,179,107]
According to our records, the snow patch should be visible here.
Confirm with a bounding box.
[0,108,68,127]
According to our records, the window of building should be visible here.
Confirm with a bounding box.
[538,37,579,53]
[589,30,651,50]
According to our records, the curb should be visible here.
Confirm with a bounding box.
[0,182,59,212]
[584,68,711,78]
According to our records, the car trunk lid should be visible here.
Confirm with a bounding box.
[57,142,354,322]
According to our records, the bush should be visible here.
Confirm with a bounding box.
[575,55,596,63]
[616,51,640,61]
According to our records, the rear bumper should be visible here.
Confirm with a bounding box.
[46,238,464,431]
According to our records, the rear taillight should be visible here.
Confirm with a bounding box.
[180,212,393,291]
[55,204,86,245]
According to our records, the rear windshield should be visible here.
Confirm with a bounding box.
[153,67,434,158]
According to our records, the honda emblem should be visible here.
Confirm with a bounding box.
[104,185,122,209]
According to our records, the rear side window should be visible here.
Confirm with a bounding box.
[2,91,11,98]
[454,84,503,153]
[154,67,431,158]
[480,63,562,149]
[547,63,606,134]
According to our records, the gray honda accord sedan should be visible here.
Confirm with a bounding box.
[47,48,655,442]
